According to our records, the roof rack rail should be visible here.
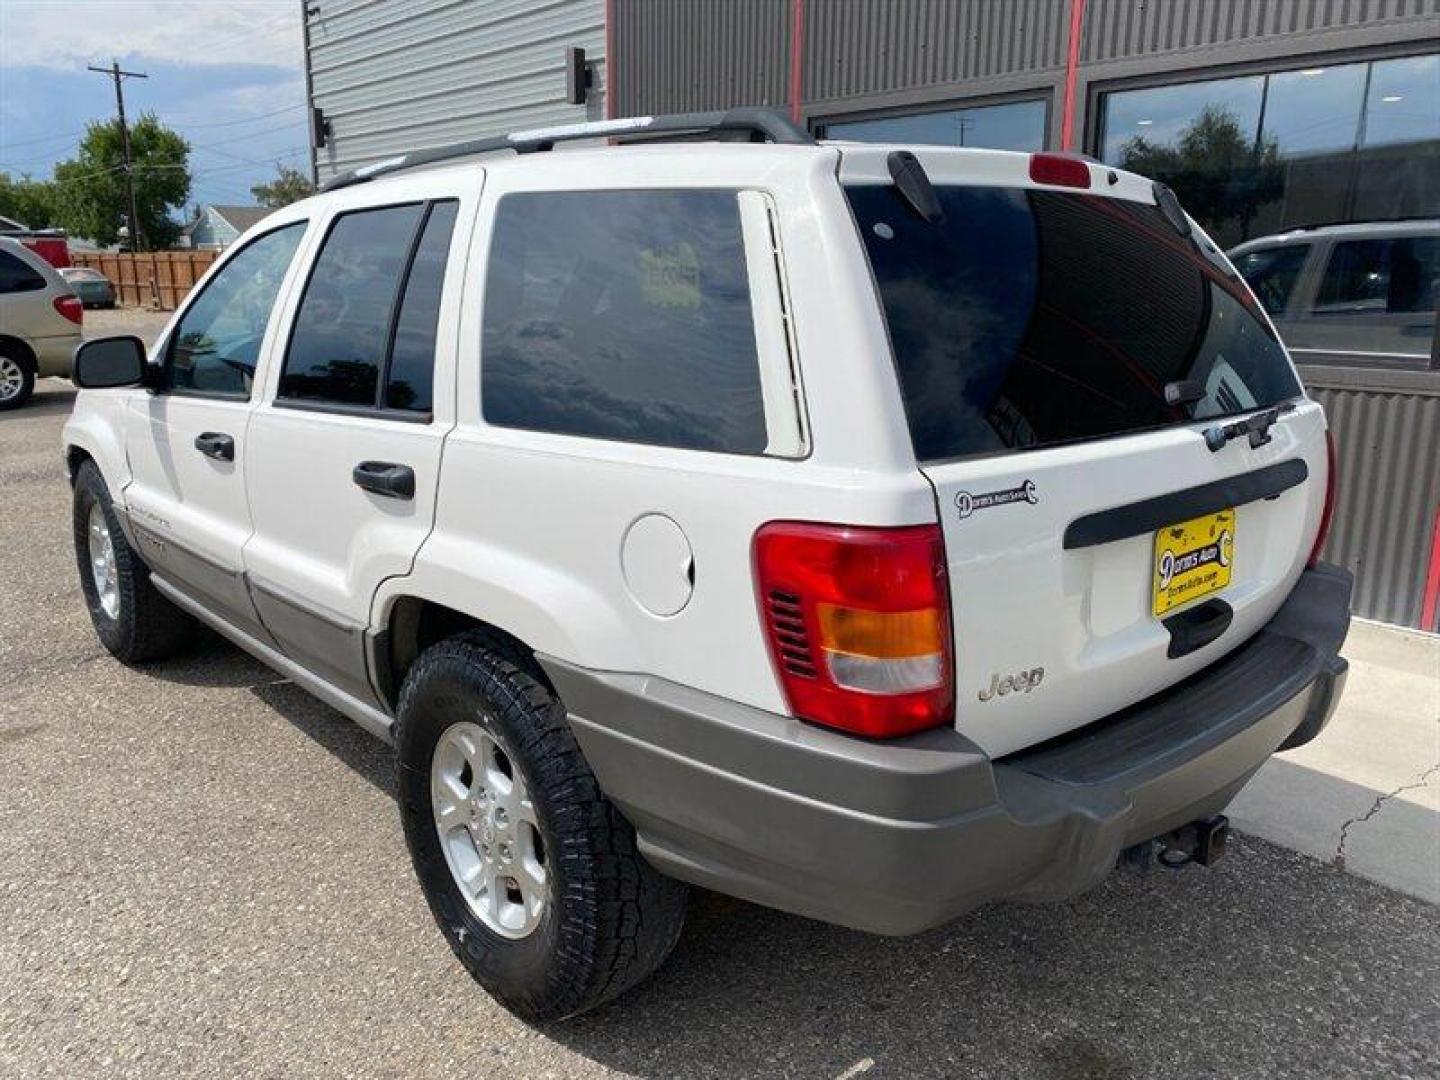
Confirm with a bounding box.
[320,108,814,192]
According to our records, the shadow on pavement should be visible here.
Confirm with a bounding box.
[140,632,1440,1079]
[550,840,1438,1078]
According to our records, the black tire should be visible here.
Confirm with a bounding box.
[72,459,195,663]
[395,632,687,1021]
[0,345,35,411]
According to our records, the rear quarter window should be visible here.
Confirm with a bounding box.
[480,189,768,454]
[0,250,47,294]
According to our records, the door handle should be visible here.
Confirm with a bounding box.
[194,432,235,461]
[352,461,415,500]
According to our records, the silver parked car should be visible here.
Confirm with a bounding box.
[1229,219,1438,369]
[59,266,116,308]
[0,237,83,409]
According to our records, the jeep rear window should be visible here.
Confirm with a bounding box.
[845,184,1303,461]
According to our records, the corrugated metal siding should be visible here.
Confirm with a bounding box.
[804,0,1070,103]
[1082,0,1440,63]
[306,0,605,179]
[613,0,789,115]
[1305,369,1440,630]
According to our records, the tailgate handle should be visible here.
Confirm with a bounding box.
[1163,599,1233,659]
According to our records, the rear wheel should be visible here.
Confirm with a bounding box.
[0,348,34,411]
[72,460,195,663]
[395,633,687,1021]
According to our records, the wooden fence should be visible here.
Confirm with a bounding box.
[70,249,220,310]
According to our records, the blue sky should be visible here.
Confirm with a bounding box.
[0,1,308,214]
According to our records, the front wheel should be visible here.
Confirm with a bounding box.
[72,460,195,663]
[395,633,687,1021]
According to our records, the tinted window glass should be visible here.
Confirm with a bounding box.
[1314,237,1438,314]
[281,203,424,406]
[385,200,457,411]
[482,190,767,453]
[1233,244,1310,316]
[0,250,47,293]
[170,223,305,396]
[826,99,1047,152]
[846,184,1302,460]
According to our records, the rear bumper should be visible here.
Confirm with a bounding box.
[541,562,1352,936]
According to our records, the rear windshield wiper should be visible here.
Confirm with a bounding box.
[886,151,944,224]
[1203,402,1296,452]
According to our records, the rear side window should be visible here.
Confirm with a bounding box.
[1232,244,1310,317]
[280,199,457,413]
[0,250,47,294]
[481,189,768,454]
[1313,236,1438,315]
[846,184,1303,460]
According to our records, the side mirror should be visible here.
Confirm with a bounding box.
[73,335,148,389]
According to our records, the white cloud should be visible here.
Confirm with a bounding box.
[0,0,303,72]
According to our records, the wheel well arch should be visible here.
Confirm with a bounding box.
[0,335,36,369]
[376,596,553,711]
[65,444,95,484]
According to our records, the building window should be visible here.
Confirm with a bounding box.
[822,98,1047,152]
[1098,53,1439,248]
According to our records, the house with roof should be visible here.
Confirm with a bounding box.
[181,204,272,250]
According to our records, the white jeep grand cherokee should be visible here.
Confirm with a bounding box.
[63,110,1351,1021]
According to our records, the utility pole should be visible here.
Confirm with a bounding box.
[87,60,148,251]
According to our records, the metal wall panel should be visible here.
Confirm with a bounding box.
[613,0,790,115]
[1303,367,1440,630]
[803,0,1069,104]
[306,0,605,179]
[1082,0,1440,64]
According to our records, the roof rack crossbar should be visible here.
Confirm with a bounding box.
[321,108,814,192]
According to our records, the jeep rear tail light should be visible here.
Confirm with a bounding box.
[1308,430,1337,567]
[53,294,83,325]
[1029,152,1092,190]
[753,522,953,738]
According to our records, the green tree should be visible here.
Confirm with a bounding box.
[1119,105,1284,245]
[51,113,190,249]
[0,173,58,229]
[251,162,314,208]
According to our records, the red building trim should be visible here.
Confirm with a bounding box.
[1421,506,1440,631]
[1060,0,1086,150]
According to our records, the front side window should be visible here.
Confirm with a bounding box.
[481,189,768,454]
[169,222,306,397]
[824,99,1047,152]
[846,184,1302,460]
[0,250,48,294]
[280,199,457,412]
[1232,244,1310,316]
[1314,236,1438,315]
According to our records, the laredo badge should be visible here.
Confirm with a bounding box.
[955,479,1038,520]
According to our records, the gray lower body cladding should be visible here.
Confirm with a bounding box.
[539,563,1352,936]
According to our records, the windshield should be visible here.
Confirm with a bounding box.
[846,184,1303,461]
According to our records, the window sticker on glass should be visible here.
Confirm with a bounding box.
[641,243,701,309]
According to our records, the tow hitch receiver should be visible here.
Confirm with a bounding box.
[1158,815,1230,868]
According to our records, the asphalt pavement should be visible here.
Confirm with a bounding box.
[1,314,1436,1079]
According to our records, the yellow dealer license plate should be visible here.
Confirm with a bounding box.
[1153,510,1235,616]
